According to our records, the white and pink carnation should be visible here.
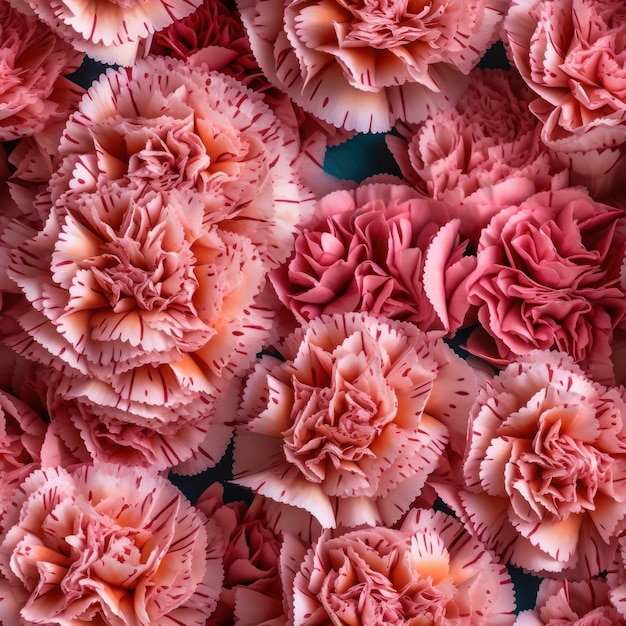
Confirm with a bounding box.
[387,68,569,241]
[236,0,509,133]
[9,0,203,65]
[0,463,224,625]
[0,0,83,141]
[515,578,626,625]
[272,182,476,336]
[504,0,626,201]
[452,350,626,578]
[465,187,626,385]
[3,56,313,471]
[233,312,477,532]
[281,507,516,625]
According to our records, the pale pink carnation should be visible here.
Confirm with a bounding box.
[272,182,476,336]
[454,350,626,578]
[387,68,569,241]
[233,312,477,531]
[504,0,626,200]
[196,484,286,626]
[0,0,83,141]
[0,463,224,625]
[515,578,626,625]
[465,187,626,385]
[236,0,509,132]
[3,57,313,471]
[9,0,203,65]
[607,535,626,619]
[280,507,516,625]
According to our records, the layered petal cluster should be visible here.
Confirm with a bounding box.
[233,312,477,531]
[387,68,569,241]
[504,0,626,200]
[0,463,224,625]
[465,187,626,384]
[0,0,84,141]
[514,578,626,625]
[457,351,626,577]
[272,182,476,335]
[4,57,313,471]
[281,507,516,625]
[196,484,286,626]
[236,0,509,132]
[9,0,203,65]
[607,535,626,619]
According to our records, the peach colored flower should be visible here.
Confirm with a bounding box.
[0,0,83,141]
[280,507,516,625]
[196,484,286,626]
[236,0,509,132]
[456,350,626,578]
[233,312,477,531]
[387,68,569,242]
[465,187,626,385]
[0,463,224,625]
[514,578,626,625]
[9,0,203,65]
[272,182,476,336]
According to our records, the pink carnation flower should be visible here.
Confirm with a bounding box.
[455,350,626,578]
[9,0,203,65]
[281,507,516,625]
[272,182,476,336]
[236,0,509,132]
[233,312,477,531]
[504,0,626,200]
[387,68,569,241]
[465,187,626,385]
[0,0,83,141]
[515,578,626,625]
[196,485,286,626]
[4,56,312,470]
[0,463,224,625]
[607,535,626,619]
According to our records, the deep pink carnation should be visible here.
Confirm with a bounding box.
[233,312,477,532]
[236,0,509,132]
[272,182,476,336]
[0,463,224,625]
[515,578,626,625]
[465,187,626,384]
[281,507,516,625]
[0,0,83,141]
[454,350,626,578]
[387,68,569,241]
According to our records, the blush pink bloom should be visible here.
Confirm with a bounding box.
[280,507,516,625]
[465,187,626,385]
[514,578,626,625]
[196,484,286,626]
[454,350,626,578]
[272,182,476,336]
[0,0,83,141]
[236,0,509,133]
[504,0,626,200]
[607,535,626,619]
[4,56,313,471]
[0,463,224,626]
[387,68,569,242]
[9,0,203,65]
[233,312,477,531]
